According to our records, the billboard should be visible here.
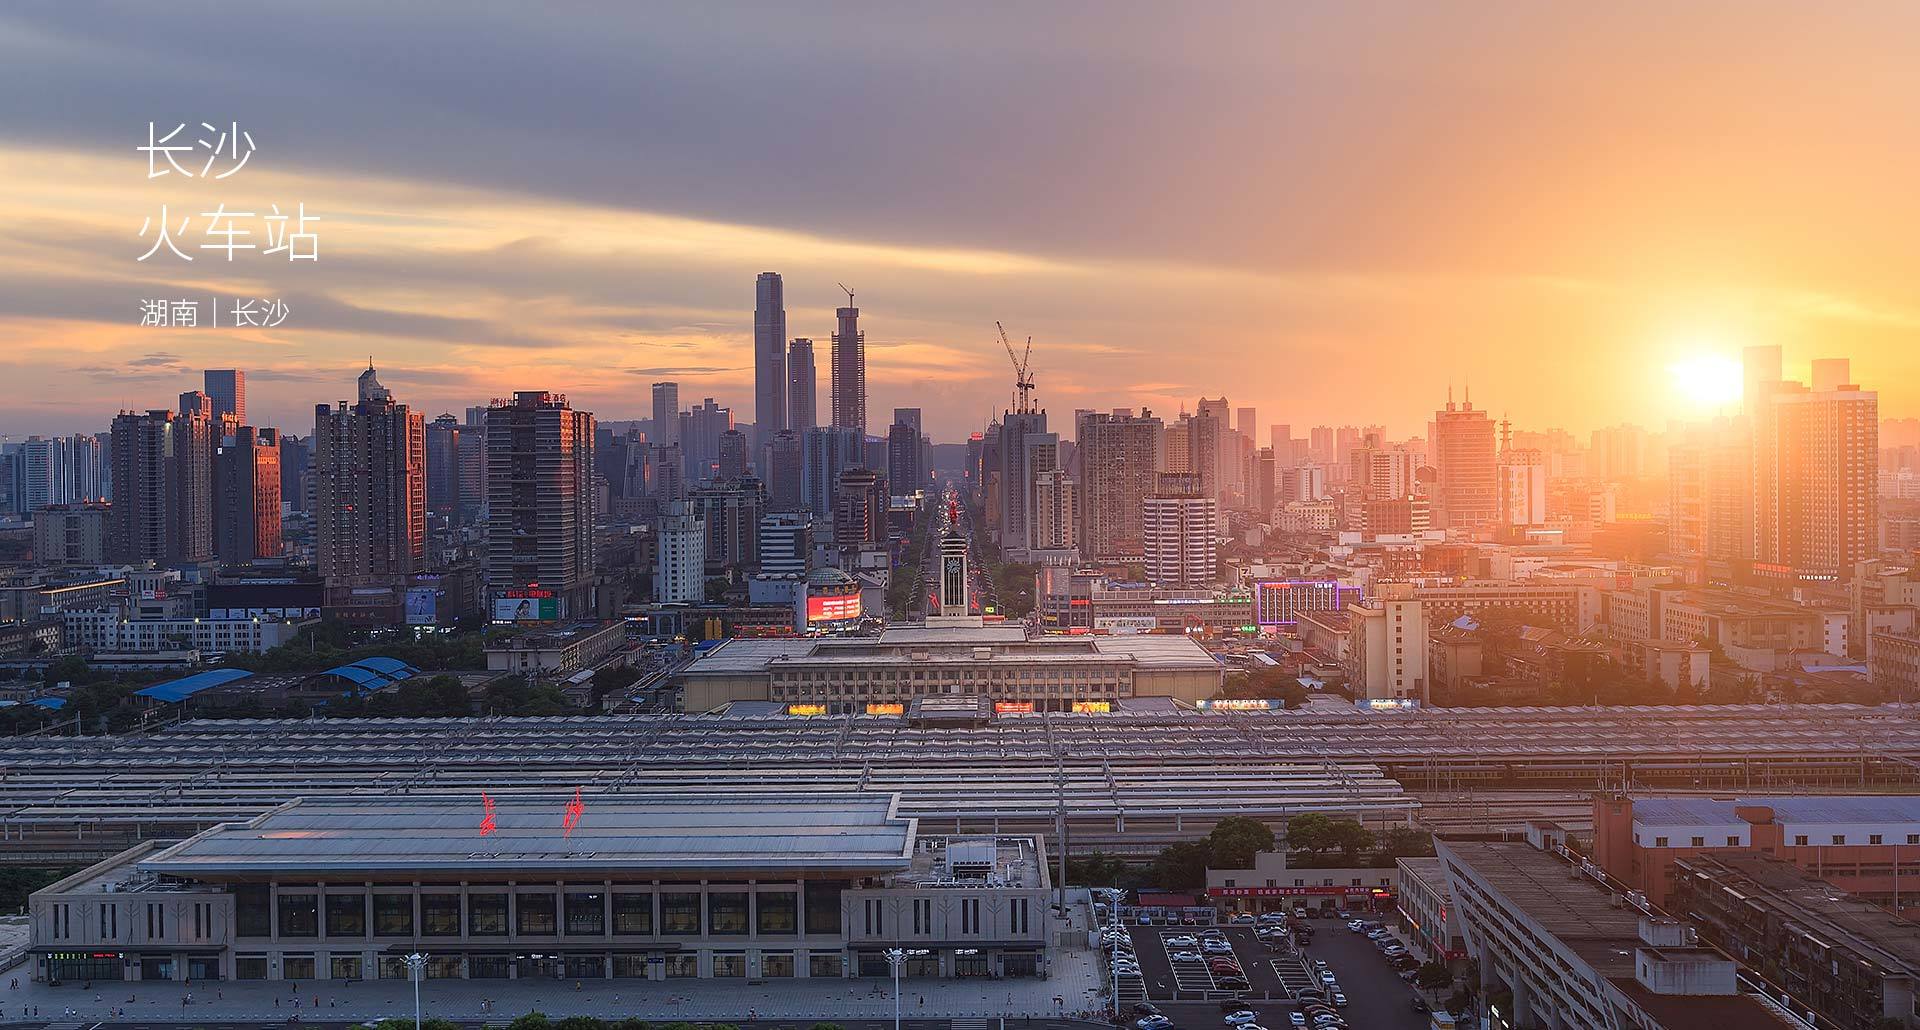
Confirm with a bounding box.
[864,702,905,716]
[806,593,862,623]
[993,701,1035,714]
[1094,616,1158,635]
[493,592,558,622]
[404,586,439,626]
[1070,700,1112,714]
[1196,698,1285,711]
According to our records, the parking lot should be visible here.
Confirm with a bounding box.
[1123,924,1290,1003]
[1298,915,1439,1030]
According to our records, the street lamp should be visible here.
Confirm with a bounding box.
[403,952,428,1030]
[885,947,929,1030]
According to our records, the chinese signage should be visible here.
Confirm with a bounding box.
[806,593,862,623]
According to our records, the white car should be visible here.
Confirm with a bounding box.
[1224,1011,1259,1025]
[1166,934,1200,948]
[1137,1017,1172,1030]
[1171,950,1204,962]
[1319,971,1338,985]
[1288,1015,1307,1029]
[1204,939,1236,954]
[1331,992,1348,1008]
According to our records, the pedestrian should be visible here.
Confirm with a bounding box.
[275,996,281,1008]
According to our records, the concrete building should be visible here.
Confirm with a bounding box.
[110,408,213,564]
[674,623,1222,712]
[1076,409,1164,560]
[312,364,426,589]
[1498,447,1548,527]
[1347,583,1428,701]
[1592,794,1920,915]
[829,300,865,434]
[753,272,786,453]
[1396,856,1467,970]
[786,338,816,434]
[203,368,245,424]
[1670,853,1920,1030]
[32,502,110,565]
[756,512,811,578]
[1205,850,1398,917]
[61,607,303,655]
[767,429,804,512]
[485,392,596,619]
[425,413,463,514]
[27,794,1051,983]
[213,425,282,563]
[1432,394,1497,532]
[485,620,627,677]
[1437,838,1794,1030]
[1755,358,1879,578]
[650,381,680,448]
[654,505,707,605]
[1143,473,1217,588]
[1029,469,1077,553]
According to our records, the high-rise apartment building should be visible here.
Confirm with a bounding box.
[203,369,246,424]
[1756,359,1878,576]
[425,413,463,513]
[787,338,816,433]
[1076,409,1164,560]
[484,391,596,618]
[109,408,213,564]
[1348,584,1427,701]
[689,476,766,574]
[753,272,787,453]
[1497,448,1548,527]
[1030,469,1078,552]
[887,410,924,493]
[996,410,1048,548]
[757,511,811,577]
[1187,407,1223,503]
[767,430,804,512]
[654,504,706,604]
[650,381,680,448]
[833,466,886,548]
[717,429,749,481]
[679,397,732,482]
[1021,431,1062,554]
[803,426,864,518]
[313,363,426,587]
[830,301,865,433]
[214,425,282,562]
[1432,394,1497,531]
[1143,472,1218,589]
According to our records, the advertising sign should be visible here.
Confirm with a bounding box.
[806,593,862,623]
[404,586,439,625]
[864,702,905,716]
[1070,700,1112,713]
[492,595,558,622]
[1197,698,1285,711]
[1094,616,1158,635]
[993,701,1035,714]
[785,703,829,717]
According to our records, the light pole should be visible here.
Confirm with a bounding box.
[886,947,905,1030]
[403,952,428,1030]
[1103,887,1126,1014]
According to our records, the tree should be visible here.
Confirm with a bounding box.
[1206,816,1276,869]
[1383,827,1436,858]
[509,1016,552,1030]
[1067,852,1129,887]
[1283,813,1336,856]
[1327,820,1375,863]
[1417,960,1453,992]
[1147,840,1212,889]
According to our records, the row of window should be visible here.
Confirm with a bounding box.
[236,950,846,981]
[236,886,841,939]
[1642,832,1920,848]
[855,897,1029,937]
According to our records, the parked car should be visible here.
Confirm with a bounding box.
[1224,1010,1259,1024]
[1345,919,1366,932]
[1204,939,1236,954]
[1167,934,1200,948]
[1331,992,1348,1008]
[1136,1017,1172,1030]
[1134,1003,1164,1016]
[1319,971,1338,985]
[1217,976,1251,990]
[1231,913,1256,924]
[1288,1014,1307,1028]
[1171,950,1204,962]
[1411,997,1431,1013]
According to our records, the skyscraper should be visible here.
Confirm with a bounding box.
[802,425,864,518]
[830,297,865,433]
[717,428,749,481]
[1432,392,1497,531]
[767,429,804,512]
[1143,472,1217,588]
[887,414,922,494]
[1756,358,1878,576]
[484,391,596,618]
[787,338,817,432]
[753,272,787,452]
[1497,448,1548,527]
[996,410,1047,549]
[654,503,706,604]
[679,397,732,481]
[109,408,213,564]
[313,363,426,588]
[425,413,462,513]
[204,369,246,424]
[1030,469,1078,552]
[651,381,680,448]
[214,425,282,561]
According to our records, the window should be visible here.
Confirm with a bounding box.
[1833,835,1847,846]
[613,893,653,935]
[468,893,508,936]
[758,891,798,935]
[373,894,414,937]
[565,892,605,936]
[278,893,319,937]
[330,956,362,980]
[1011,898,1029,935]
[1795,835,1809,847]
[664,954,698,977]
[712,952,746,977]
[863,898,884,935]
[805,881,844,935]
[708,892,749,935]
[1871,835,1884,845]
[100,903,116,939]
[1909,834,1919,845]
[325,894,366,937]
[960,898,981,935]
[762,952,795,977]
[1727,837,1740,847]
[235,886,271,937]
[809,952,844,978]
[516,893,557,935]
[1690,837,1705,848]
[1224,879,1236,888]
[1653,837,1668,848]
[661,892,701,935]
[912,898,932,935]
[422,894,462,937]
[236,956,269,980]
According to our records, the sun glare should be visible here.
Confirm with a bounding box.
[1668,352,1743,410]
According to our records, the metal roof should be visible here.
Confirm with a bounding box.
[314,657,421,691]
[1634,794,1920,827]
[135,668,254,703]
[138,793,915,875]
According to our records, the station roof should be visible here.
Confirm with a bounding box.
[140,793,915,876]
[135,668,254,703]
[311,656,420,692]
[1631,795,1920,827]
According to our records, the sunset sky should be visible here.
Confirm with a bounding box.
[3,2,1918,441]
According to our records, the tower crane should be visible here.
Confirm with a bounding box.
[997,320,1036,414]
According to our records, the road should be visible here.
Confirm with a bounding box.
[0,1021,1107,1030]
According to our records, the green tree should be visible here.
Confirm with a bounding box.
[509,1015,553,1030]
[1383,827,1436,858]
[556,1017,607,1030]
[1147,840,1212,889]
[1206,816,1276,869]
[1067,851,1129,887]
[1417,960,1453,992]
[1327,820,1376,863]
[1283,813,1336,856]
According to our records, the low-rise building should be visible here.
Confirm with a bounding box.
[1396,855,1467,972]
[1205,850,1398,917]
[1669,853,1920,1030]
[27,793,1051,983]
[60,608,305,655]
[485,620,627,677]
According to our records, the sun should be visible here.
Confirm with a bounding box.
[1668,353,1743,410]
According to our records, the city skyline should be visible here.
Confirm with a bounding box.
[5,4,1920,439]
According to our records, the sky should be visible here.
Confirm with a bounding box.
[2,2,1918,442]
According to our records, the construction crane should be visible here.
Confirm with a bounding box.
[837,282,855,307]
[997,320,1036,414]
